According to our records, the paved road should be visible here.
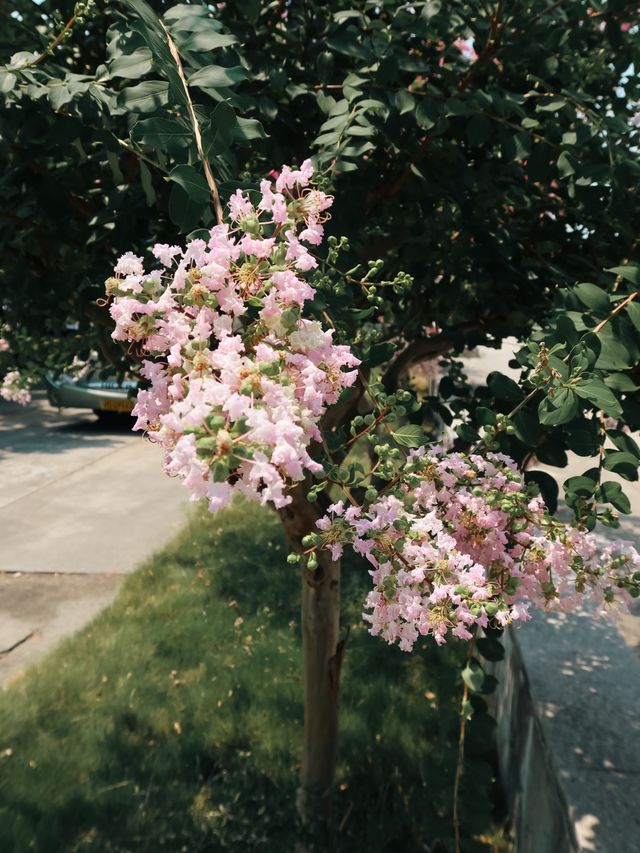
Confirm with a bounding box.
[0,392,187,687]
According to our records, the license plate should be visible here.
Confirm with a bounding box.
[100,398,134,413]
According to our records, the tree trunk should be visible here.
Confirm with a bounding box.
[299,548,342,817]
[279,486,344,824]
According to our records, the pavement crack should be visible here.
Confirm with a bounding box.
[0,631,36,656]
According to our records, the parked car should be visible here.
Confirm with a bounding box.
[44,372,138,420]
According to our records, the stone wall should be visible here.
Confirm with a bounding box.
[490,614,640,852]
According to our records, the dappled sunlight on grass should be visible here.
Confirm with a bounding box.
[0,499,502,852]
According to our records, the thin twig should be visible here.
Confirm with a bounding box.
[116,138,169,174]
[453,637,476,853]
[591,290,638,335]
[159,20,224,225]
[31,14,78,67]
[505,289,638,423]
[458,0,505,92]
[528,0,570,29]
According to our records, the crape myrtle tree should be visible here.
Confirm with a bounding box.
[3,0,640,838]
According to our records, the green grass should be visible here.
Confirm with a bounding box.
[0,500,501,852]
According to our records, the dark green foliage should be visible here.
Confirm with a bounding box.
[2,0,639,521]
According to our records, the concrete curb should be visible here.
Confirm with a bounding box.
[492,614,640,852]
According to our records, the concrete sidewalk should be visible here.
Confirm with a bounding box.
[0,393,187,687]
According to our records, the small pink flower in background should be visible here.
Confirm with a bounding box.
[453,37,478,62]
[0,370,31,405]
[0,338,9,352]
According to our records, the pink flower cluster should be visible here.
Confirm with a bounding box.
[0,370,31,406]
[106,160,359,511]
[316,449,638,651]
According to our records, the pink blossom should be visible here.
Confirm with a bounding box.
[453,37,478,62]
[115,252,144,276]
[106,159,359,516]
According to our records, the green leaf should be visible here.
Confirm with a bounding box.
[188,65,247,89]
[476,406,497,427]
[604,373,639,392]
[462,661,485,693]
[573,282,610,313]
[235,0,261,22]
[163,4,213,27]
[513,409,541,446]
[557,150,576,178]
[203,101,237,155]
[564,474,597,497]
[605,265,640,286]
[391,424,425,448]
[131,117,191,149]
[415,99,438,130]
[118,80,168,112]
[126,0,164,34]
[0,70,17,94]
[607,429,640,458]
[138,160,155,206]
[466,114,492,146]
[476,637,505,662]
[626,300,640,331]
[602,451,638,481]
[574,378,622,416]
[595,327,633,370]
[600,481,631,514]
[538,388,578,426]
[525,471,559,514]
[235,117,267,141]
[395,89,415,115]
[538,98,567,112]
[176,30,238,52]
[168,165,211,204]
[456,424,480,443]
[566,419,601,457]
[109,47,153,79]
[363,341,395,367]
[168,182,207,232]
[487,371,524,405]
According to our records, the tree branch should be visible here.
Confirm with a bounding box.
[367,0,506,209]
[457,0,506,92]
[382,323,486,392]
[159,20,224,225]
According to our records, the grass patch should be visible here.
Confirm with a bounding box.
[0,500,504,852]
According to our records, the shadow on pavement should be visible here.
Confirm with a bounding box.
[0,392,139,458]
